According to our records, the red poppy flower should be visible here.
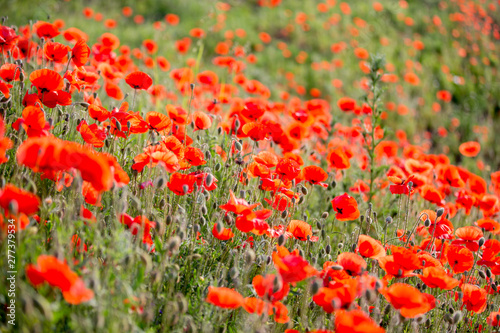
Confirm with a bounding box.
[0,80,12,98]
[44,42,71,63]
[313,279,359,312]
[0,184,40,216]
[0,63,23,82]
[192,111,212,131]
[29,69,64,93]
[417,267,459,290]
[77,120,106,148]
[272,252,317,284]
[452,226,483,251]
[459,141,481,157]
[357,235,385,259]
[331,193,360,221]
[71,39,90,67]
[301,165,328,187]
[145,111,171,132]
[0,26,19,51]
[335,309,385,333]
[446,245,474,273]
[460,283,487,313]
[286,220,318,242]
[327,147,351,169]
[167,172,196,196]
[205,286,244,309]
[26,255,93,304]
[252,274,289,302]
[34,21,60,39]
[212,223,234,240]
[220,190,260,215]
[275,158,301,180]
[381,283,435,318]
[337,252,367,276]
[337,97,356,111]
[125,71,153,90]
[475,218,500,234]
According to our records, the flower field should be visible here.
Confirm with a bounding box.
[1,0,500,332]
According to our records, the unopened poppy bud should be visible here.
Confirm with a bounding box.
[492,283,498,292]
[322,212,329,219]
[424,219,431,227]
[338,243,343,249]
[205,174,214,187]
[331,265,343,271]
[217,127,222,135]
[407,181,413,189]
[330,180,337,188]
[79,102,90,108]
[360,215,365,223]
[182,184,189,195]
[215,163,221,171]
[229,267,239,279]
[299,249,304,258]
[244,249,255,264]
[234,119,240,132]
[193,224,200,234]
[201,205,208,215]
[311,280,321,295]
[386,216,393,224]
[436,207,445,218]
[486,268,492,278]
[325,244,331,254]
[316,221,322,230]
[478,270,486,279]
[298,196,305,204]
[301,186,308,195]
[216,221,223,234]
[478,237,485,247]
[281,210,288,219]
[266,255,272,265]
[199,216,206,226]
[204,150,211,160]
[155,176,165,188]
[234,140,242,151]
[444,313,453,324]
[457,291,463,299]
[115,120,122,132]
[224,214,232,224]
[167,236,181,252]
[8,200,18,216]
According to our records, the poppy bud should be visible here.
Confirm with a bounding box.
[190,83,195,90]
[217,127,222,135]
[299,249,304,258]
[360,215,365,223]
[321,212,329,219]
[386,216,393,224]
[167,236,181,252]
[234,119,240,132]
[204,150,211,160]
[486,268,492,278]
[229,267,239,279]
[216,221,223,234]
[444,313,453,324]
[478,270,486,279]
[311,280,321,295]
[291,197,296,204]
[316,221,322,230]
[224,214,232,224]
[330,180,337,188]
[325,244,331,254]
[424,219,431,227]
[155,176,165,188]
[244,249,255,264]
[338,243,343,249]
[201,205,208,215]
[492,283,498,292]
[281,210,288,219]
[478,237,485,247]
[8,200,18,216]
[407,181,413,189]
[266,255,272,265]
[205,174,214,187]
[234,141,242,151]
[436,207,445,218]
[239,190,245,198]
[215,163,221,171]
[115,120,122,132]
[301,186,308,195]
[298,196,305,204]
[452,311,462,324]
[193,223,200,234]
